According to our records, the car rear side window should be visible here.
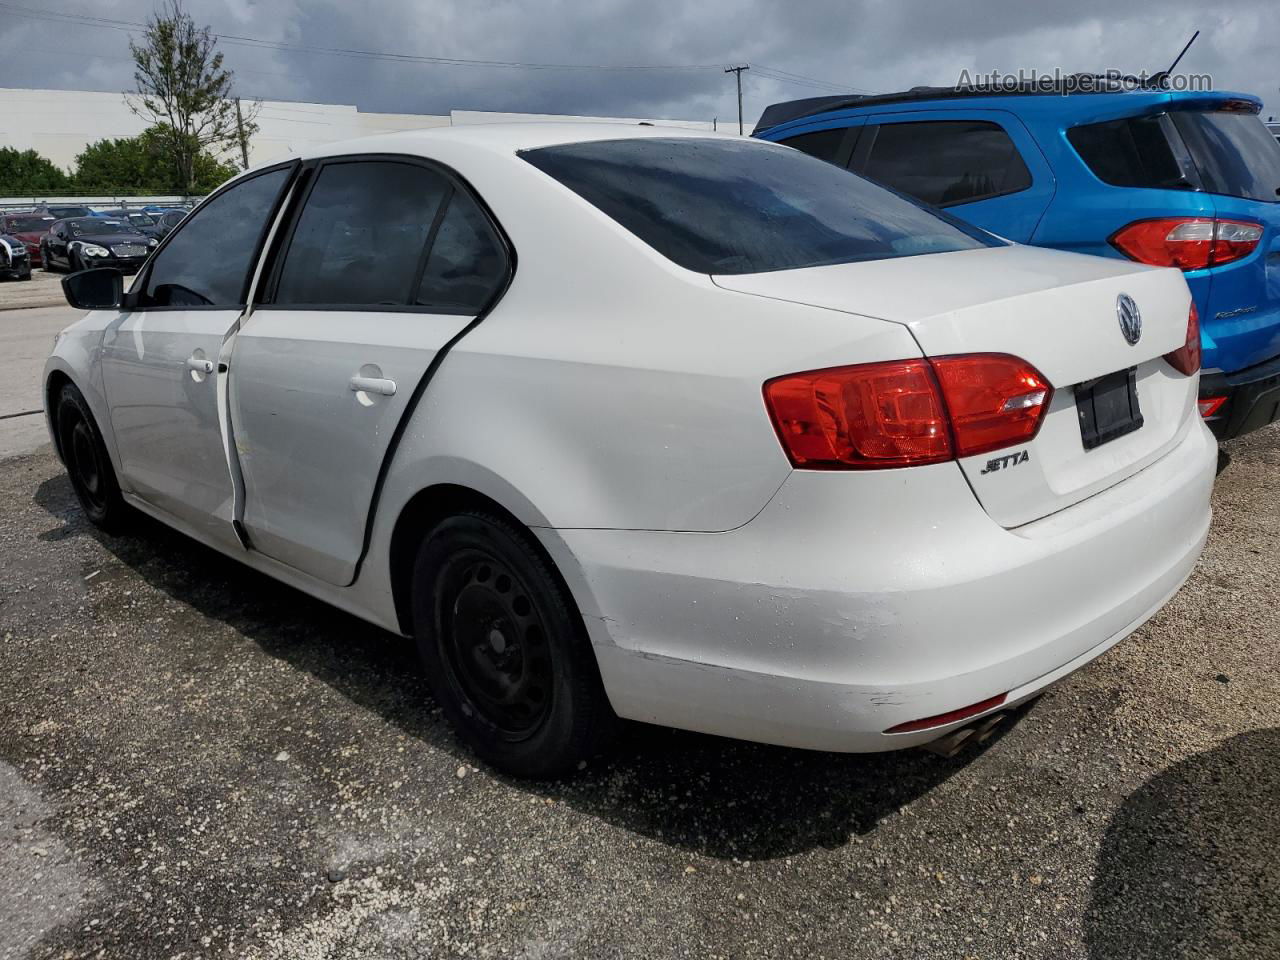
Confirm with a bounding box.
[414,189,508,313]
[859,120,1032,207]
[521,137,993,276]
[779,127,849,165]
[1170,110,1280,203]
[274,160,450,307]
[140,167,291,308]
[1067,114,1199,191]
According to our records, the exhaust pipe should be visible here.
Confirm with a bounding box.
[921,711,1007,758]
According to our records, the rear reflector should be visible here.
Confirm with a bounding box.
[1164,303,1201,376]
[1198,396,1228,418]
[763,354,1051,469]
[1110,217,1263,270]
[885,693,1009,734]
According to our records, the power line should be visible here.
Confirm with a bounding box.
[0,2,726,74]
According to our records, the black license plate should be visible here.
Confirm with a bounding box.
[1076,367,1143,450]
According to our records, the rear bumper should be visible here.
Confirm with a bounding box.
[1201,353,1280,439]
[545,418,1217,753]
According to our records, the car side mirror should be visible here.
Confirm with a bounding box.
[62,268,123,311]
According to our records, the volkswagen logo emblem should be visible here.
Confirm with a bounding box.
[1116,293,1142,346]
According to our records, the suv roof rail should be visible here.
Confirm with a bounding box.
[753,75,1167,135]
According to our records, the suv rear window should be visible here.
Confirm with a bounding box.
[1170,110,1280,203]
[1067,114,1198,191]
[1070,109,1280,202]
[521,138,994,275]
[859,120,1033,207]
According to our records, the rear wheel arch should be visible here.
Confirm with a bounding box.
[388,484,580,638]
[45,369,74,460]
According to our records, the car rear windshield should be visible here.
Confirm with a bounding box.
[67,218,128,236]
[520,138,995,275]
[1069,108,1280,202]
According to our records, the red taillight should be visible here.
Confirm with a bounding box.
[1110,217,1263,270]
[885,693,1008,734]
[1164,303,1201,376]
[762,359,951,469]
[929,354,1052,458]
[763,354,1051,469]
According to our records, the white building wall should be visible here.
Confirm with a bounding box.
[0,88,723,174]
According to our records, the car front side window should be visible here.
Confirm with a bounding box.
[272,160,451,307]
[138,166,293,308]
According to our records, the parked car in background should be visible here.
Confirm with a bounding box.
[151,208,187,238]
[36,204,95,220]
[0,211,56,267]
[1266,121,1280,144]
[45,125,1215,776]
[95,209,165,238]
[0,228,33,280]
[41,217,157,274]
[757,85,1280,439]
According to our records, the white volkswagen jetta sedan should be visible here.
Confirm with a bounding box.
[45,124,1216,776]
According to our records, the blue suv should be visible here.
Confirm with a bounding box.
[755,85,1280,439]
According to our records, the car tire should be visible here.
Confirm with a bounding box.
[411,511,616,778]
[42,246,58,272]
[56,383,130,534]
[70,251,83,273]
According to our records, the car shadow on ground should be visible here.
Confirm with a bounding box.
[1085,727,1280,959]
[33,473,1010,862]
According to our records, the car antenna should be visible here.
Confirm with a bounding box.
[1149,30,1199,89]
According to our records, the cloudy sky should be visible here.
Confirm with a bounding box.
[0,0,1276,126]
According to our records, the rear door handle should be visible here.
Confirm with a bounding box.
[349,375,397,397]
[186,356,214,374]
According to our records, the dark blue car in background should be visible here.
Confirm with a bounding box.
[756,84,1280,439]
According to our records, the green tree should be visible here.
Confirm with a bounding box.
[0,147,71,195]
[73,135,167,194]
[127,0,258,192]
[72,127,237,195]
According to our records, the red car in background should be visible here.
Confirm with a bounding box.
[0,212,56,267]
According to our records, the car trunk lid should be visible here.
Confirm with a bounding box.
[714,244,1199,527]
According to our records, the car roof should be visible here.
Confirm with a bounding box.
[284,121,743,165]
[754,85,1264,135]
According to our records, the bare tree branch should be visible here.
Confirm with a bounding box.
[125,0,259,191]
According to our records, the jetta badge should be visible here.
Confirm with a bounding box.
[1116,293,1142,346]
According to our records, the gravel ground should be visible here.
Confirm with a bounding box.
[0,271,65,312]
[0,428,1276,959]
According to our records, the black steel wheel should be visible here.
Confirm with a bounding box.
[56,383,129,533]
[412,511,615,777]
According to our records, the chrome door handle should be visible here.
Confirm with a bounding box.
[187,357,214,374]
[349,375,397,397]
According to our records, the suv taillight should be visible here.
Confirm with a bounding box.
[1110,217,1263,270]
[763,354,1052,469]
[1164,303,1202,376]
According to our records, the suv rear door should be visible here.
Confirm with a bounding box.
[1053,101,1280,374]
[1169,106,1280,372]
[849,111,1055,241]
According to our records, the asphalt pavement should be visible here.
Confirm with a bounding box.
[0,303,1276,959]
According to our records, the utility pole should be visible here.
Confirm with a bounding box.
[724,64,749,135]
[234,97,250,169]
